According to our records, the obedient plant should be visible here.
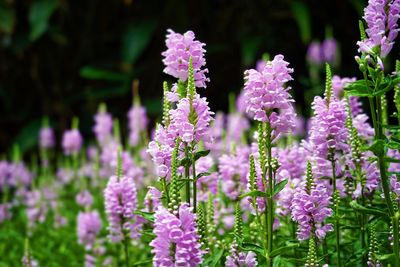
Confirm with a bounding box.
[3,1,400,266]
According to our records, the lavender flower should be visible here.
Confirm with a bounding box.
[39,127,55,149]
[62,129,83,155]
[93,107,113,146]
[127,104,148,147]
[243,54,296,134]
[77,210,102,249]
[162,29,209,88]
[76,190,93,208]
[307,42,323,65]
[291,183,334,240]
[357,0,400,58]
[104,174,137,242]
[307,39,338,65]
[225,251,258,267]
[168,94,214,143]
[150,204,204,266]
[0,203,11,223]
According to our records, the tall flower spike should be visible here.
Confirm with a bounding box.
[258,123,266,172]
[305,236,319,267]
[324,63,333,107]
[249,155,257,192]
[395,60,400,123]
[367,223,381,267]
[197,203,207,248]
[305,161,315,195]
[162,82,171,126]
[22,238,37,267]
[234,202,243,242]
[206,194,217,247]
[168,139,181,216]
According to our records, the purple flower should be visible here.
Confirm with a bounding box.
[93,110,113,146]
[144,186,162,212]
[291,183,333,240]
[219,147,250,200]
[195,155,218,201]
[226,251,258,267]
[77,210,102,249]
[76,190,93,208]
[390,175,400,201]
[162,30,209,88]
[127,105,148,147]
[147,125,174,179]
[357,0,400,58]
[168,94,214,143]
[321,38,338,64]
[226,113,250,144]
[0,203,11,223]
[243,54,296,134]
[39,127,55,149]
[309,96,349,160]
[307,41,323,65]
[62,129,83,155]
[150,204,204,267]
[104,175,137,242]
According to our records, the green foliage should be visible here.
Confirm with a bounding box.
[29,0,59,41]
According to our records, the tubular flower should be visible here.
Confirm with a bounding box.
[168,94,214,143]
[291,183,334,241]
[226,250,257,267]
[147,125,174,179]
[104,175,137,242]
[150,204,204,267]
[77,210,102,249]
[93,109,113,146]
[309,96,349,160]
[127,104,148,147]
[162,29,209,88]
[62,129,83,155]
[331,75,363,116]
[39,127,55,149]
[357,0,400,58]
[243,54,296,134]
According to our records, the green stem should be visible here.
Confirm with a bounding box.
[360,189,367,266]
[161,177,170,205]
[331,158,341,267]
[123,233,130,267]
[265,124,274,267]
[191,147,197,213]
[184,145,191,206]
[393,213,400,267]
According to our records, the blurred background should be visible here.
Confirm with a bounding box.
[0,0,399,155]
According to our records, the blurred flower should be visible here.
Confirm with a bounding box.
[62,129,83,155]
[39,127,55,149]
[77,210,102,249]
[127,104,148,147]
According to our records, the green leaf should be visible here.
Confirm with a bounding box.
[202,249,224,267]
[344,80,373,97]
[0,5,15,34]
[12,118,42,155]
[132,259,152,266]
[134,210,155,222]
[368,140,385,158]
[376,253,394,261]
[80,66,128,81]
[385,157,400,163]
[122,20,157,64]
[349,200,388,217]
[194,150,210,161]
[270,242,300,257]
[289,1,311,44]
[239,242,265,257]
[344,248,368,267]
[273,179,288,197]
[239,190,268,199]
[179,157,191,167]
[196,172,211,180]
[373,79,393,96]
[29,0,59,41]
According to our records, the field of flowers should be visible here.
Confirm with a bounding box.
[1,0,400,266]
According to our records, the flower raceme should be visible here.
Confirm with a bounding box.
[162,29,209,88]
[357,0,400,58]
[150,204,204,267]
[243,54,296,134]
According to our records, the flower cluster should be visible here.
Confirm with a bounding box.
[291,183,333,240]
[243,54,296,134]
[162,30,209,88]
[150,204,204,266]
[357,0,400,58]
[104,174,137,242]
[77,211,102,249]
[127,104,148,147]
[307,38,338,65]
[62,129,83,155]
[39,127,55,149]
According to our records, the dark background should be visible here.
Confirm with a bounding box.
[0,0,398,155]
